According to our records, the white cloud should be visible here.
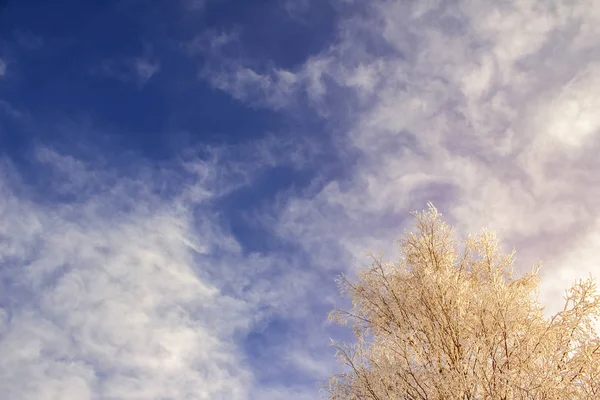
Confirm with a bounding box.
[534,63,600,147]
[0,152,256,399]
[204,65,298,109]
[189,29,301,110]
[0,59,6,76]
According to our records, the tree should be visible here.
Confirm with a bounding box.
[326,204,600,400]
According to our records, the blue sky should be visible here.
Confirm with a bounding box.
[2,1,600,399]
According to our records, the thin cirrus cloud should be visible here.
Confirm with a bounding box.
[187,29,300,110]
[2,1,600,400]
[94,57,161,86]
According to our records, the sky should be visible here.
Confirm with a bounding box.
[1,0,600,399]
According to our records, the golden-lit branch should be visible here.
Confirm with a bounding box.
[325,204,600,400]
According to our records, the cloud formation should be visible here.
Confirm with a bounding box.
[4,1,600,399]
[201,0,600,314]
[0,149,256,399]
[344,1,599,314]
[0,135,338,399]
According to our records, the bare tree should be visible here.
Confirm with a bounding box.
[326,204,600,400]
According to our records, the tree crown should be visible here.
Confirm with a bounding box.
[326,204,600,400]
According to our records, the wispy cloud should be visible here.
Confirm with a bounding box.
[132,58,161,84]
[94,56,160,86]
[281,0,311,19]
[186,29,301,110]
[182,0,207,11]
[0,132,337,399]
[0,58,6,77]
[13,30,44,50]
[0,148,257,399]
